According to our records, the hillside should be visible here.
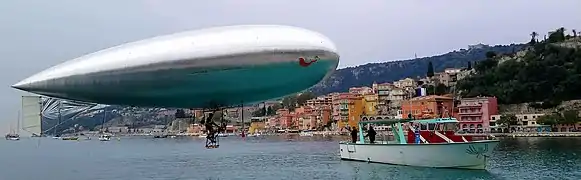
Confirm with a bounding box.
[456,27,581,106]
[310,44,526,95]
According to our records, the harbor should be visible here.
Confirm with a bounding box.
[1,135,580,180]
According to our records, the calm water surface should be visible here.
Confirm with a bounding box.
[1,136,580,180]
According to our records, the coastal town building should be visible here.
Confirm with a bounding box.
[331,93,357,130]
[456,96,498,133]
[347,96,365,128]
[438,68,462,87]
[401,95,454,119]
[393,78,416,88]
[489,113,549,133]
[372,82,393,115]
[349,86,374,95]
[306,95,332,107]
[362,94,378,116]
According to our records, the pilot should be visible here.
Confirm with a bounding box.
[205,113,217,143]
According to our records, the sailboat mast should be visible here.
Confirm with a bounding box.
[55,100,62,136]
[17,110,21,134]
[102,107,107,132]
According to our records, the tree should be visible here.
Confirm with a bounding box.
[297,92,316,106]
[573,29,577,37]
[266,106,275,116]
[548,27,566,43]
[497,114,518,132]
[175,109,186,118]
[561,110,579,124]
[530,31,538,44]
[251,108,266,117]
[282,95,297,110]
[535,113,560,126]
[485,51,497,59]
[427,61,435,78]
[467,61,472,70]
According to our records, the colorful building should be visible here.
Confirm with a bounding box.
[489,113,549,133]
[363,94,378,116]
[401,95,453,119]
[456,96,498,133]
[347,96,365,128]
[306,95,332,107]
[332,93,358,130]
[349,86,374,95]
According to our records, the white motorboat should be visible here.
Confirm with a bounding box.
[339,118,499,170]
[5,134,20,141]
[299,130,314,137]
[98,134,111,141]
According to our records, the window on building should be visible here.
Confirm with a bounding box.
[492,117,496,120]
[524,116,528,119]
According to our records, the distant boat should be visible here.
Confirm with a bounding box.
[98,134,111,141]
[61,136,79,141]
[5,133,19,141]
[5,110,21,141]
[299,130,314,137]
[98,108,111,141]
[154,134,168,138]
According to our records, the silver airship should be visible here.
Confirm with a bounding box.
[12,25,340,108]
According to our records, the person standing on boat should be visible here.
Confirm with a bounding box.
[347,126,358,143]
[365,125,377,144]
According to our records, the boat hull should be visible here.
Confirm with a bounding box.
[339,140,499,170]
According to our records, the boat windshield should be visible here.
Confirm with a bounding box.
[418,122,457,131]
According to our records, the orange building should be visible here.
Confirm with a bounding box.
[332,93,358,130]
[321,106,332,126]
[401,95,454,119]
[347,96,365,128]
[362,94,378,116]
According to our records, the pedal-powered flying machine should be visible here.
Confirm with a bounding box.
[199,103,229,149]
[12,25,340,148]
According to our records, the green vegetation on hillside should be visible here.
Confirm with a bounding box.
[536,110,580,126]
[311,43,526,95]
[457,27,581,106]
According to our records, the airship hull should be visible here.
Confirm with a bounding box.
[13,25,339,108]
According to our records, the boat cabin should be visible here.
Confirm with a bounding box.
[354,117,479,144]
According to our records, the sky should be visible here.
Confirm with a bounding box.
[1,0,580,134]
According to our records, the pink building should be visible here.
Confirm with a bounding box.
[456,96,498,133]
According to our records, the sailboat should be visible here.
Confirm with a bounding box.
[98,108,111,141]
[21,95,43,137]
[5,111,20,141]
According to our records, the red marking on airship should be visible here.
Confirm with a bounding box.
[299,56,320,67]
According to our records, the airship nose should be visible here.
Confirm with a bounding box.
[12,80,32,91]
